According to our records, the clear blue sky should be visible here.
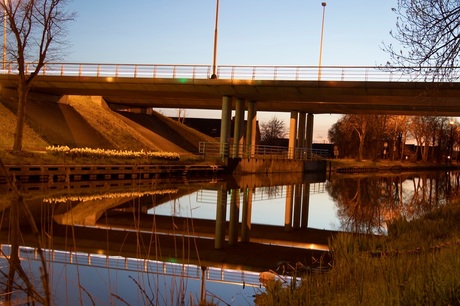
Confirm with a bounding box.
[66,0,399,143]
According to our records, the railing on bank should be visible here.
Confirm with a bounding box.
[199,142,329,160]
[0,62,448,82]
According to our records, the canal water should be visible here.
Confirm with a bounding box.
[1,170,458,305]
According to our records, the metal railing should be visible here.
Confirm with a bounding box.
[0,61,450,82]
[199,142,329,160]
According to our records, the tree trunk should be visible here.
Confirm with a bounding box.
[13,82,29,151]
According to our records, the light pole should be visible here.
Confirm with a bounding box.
[211,0,220,79]
[318,2,326,81]
[449,119,455,163]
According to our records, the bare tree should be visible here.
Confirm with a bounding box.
[383,0,460,80]
[341,114,371,161]
[1,0,76,151]
[260,115,287,146]
[329,119,356,158]
[387,116,410,161]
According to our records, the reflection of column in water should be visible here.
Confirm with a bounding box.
[228,189,240,245]
[215,187,228,249]
[241,187,253,242]
[301,183,310,228]
[284,185,294,231]
[293,184,302,229]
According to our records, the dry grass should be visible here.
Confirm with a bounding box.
[0,101,48,151]
[257,203,460,306]
[0,96,219,164]
[62,96,160,151]
[329,158,452,172]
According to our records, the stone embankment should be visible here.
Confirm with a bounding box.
[0,164,225,192]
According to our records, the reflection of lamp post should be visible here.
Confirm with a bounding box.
[211,0,219,79]
[200,266,207,303]
[317,2,326,81]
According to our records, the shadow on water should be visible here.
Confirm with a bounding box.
[1,168,459,305]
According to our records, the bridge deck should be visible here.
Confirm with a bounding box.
[1,64,460,115]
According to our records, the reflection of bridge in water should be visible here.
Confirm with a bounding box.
[1,173,335,275]
[0,244,266,289]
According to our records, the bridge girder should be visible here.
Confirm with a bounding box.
[1,75,460,116]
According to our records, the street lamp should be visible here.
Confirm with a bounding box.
[449,119,455,163]
[211,0,220,79]
[318,2,326,81]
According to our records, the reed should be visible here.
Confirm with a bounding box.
[256,203,460,306]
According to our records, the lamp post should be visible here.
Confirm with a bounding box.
[449,119,455,163]
[318,2,326,81]
[211,0,219,79]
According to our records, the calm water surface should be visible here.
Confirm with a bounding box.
[1,170,458,305]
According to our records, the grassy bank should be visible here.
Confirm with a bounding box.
[0,148,213,166]
[329,158,459,171]
[256,203,460,305]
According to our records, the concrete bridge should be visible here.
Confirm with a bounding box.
[1,63,459,163]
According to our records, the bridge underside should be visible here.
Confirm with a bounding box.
[1,75,460,115]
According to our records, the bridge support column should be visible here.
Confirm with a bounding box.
[306,113,314,157]
[298,112,306,149]
[229,189,240,246]
[215,187,228,249]
[241,187,253,242]
[288,111,298,159]
[245,100,257,158]
[233,98,245,158]
[220,96,232,159]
